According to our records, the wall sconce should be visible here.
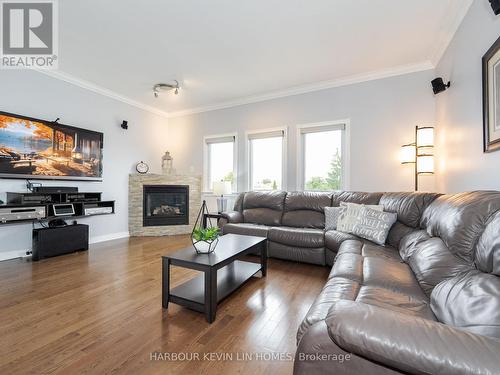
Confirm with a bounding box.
[400,126,435,191]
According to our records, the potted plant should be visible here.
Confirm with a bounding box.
[192,226,220,254]
[191,200,220,254]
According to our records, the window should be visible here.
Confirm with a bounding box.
[248,130,285,190]
[204,135,237,192]
[298,122,346,191]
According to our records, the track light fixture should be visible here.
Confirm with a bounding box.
[153,81,180,98]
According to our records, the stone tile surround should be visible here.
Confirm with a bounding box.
[129,174,201,236]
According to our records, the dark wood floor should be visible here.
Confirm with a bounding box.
[0,235,329,375]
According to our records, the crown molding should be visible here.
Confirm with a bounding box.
[430,0,473,67]
[37,60,434,120]
[167,61,434,118]
[36,70,170,119]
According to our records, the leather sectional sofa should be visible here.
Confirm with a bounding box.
[220,190,500,375]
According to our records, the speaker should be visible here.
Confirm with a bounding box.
[32,224,89,261]
[431,77,450,95]
[490,0,500,15]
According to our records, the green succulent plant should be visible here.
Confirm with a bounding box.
[192,226,220,242]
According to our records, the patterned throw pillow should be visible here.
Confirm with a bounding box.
[324,207,342,230]
[351,206,398,245]
[336,202,383,234]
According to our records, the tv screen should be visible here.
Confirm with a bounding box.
[0,111,103,181]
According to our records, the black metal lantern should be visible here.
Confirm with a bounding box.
[191,200,220,254]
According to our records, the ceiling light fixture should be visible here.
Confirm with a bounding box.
[153,81,180,98]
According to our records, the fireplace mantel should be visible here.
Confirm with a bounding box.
[129,174,201,236]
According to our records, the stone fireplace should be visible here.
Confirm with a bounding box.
[129,174,201,236]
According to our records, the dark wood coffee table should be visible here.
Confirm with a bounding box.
[162,234,267,323]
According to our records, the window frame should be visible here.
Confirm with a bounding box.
[203,133,238,193]
[296,120,350,191]
[246,127,288,191]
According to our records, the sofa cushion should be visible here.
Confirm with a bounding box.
[242,191,286,226]
[324,207,341,230]
[400,234,472,296]
[421,191,500,264]
[221,223,270,238]
[324,230,358,253]
[337,240,402,263]
[476,210,500,275]
[380,192,440,228]
[296,277,360,343]
[386,221,416,249]
[268,227,324,248]
[267,241,325,265]
[281,191,331,229]
[331,191,383,206]
[431,270,500,339]
[336,202,383,234]
[355,286,436,320]
[297,244,435,343]
[351,206,397,245]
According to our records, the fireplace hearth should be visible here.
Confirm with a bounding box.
[143,185,189,227]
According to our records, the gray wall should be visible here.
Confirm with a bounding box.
[167,70,437,197]
[435,0,500,192]
[0,70,169,260]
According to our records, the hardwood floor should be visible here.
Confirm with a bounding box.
[0,235,329,375]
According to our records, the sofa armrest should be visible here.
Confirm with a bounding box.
[326,300,500,375]
[220,211,243,224]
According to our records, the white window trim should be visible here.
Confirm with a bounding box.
[245,127,288,191]
[296,120,350,191]
[203,132,238,193]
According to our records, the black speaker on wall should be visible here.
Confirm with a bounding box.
[490,0,500,15]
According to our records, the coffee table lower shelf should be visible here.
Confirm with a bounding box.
[169,260,261,314]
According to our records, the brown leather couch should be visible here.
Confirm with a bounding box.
[220,190,500,375]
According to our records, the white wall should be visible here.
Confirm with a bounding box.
[0,70,169,260]
[167,70,437,202]
[435,1,500,192]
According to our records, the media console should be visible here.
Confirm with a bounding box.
[0,189,115,261]
[1,191,115,224]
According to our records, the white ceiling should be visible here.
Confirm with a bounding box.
[52,0,472,117]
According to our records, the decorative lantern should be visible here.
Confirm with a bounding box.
[162,151,173,174]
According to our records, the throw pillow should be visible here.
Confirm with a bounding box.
[351,206,397,245]
[336,202,383,234]
[324,207,342,230]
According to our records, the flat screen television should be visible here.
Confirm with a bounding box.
[0,111,103,181]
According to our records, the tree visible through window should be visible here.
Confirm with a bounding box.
[302,127,343,191]
[205,135,236,191]
[249,132,284,190]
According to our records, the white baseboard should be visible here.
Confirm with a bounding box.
[0,231,130,262]
[90,231,130,244]
[0,250,28,262]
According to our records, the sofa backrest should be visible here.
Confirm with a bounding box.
[331,191,382,206]
[241,191,287,226]
[281,192,332,229]
[381,192,441,248]
[401,191,500,339]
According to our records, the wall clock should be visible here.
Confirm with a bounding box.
[136,161,149,174]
